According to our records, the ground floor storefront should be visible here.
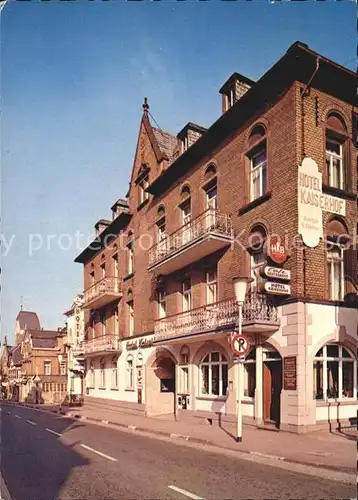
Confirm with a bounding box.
[84,301,357,433]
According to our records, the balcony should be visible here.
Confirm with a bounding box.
[83,277,122,310]
[83,334,122,357]
[153,293,280,343]
[148,209,233,274]
[71,342,84,358]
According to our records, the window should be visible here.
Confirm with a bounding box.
[111,357,118,389]
[179,346,190,394]
[313,344,356,400]
[226,89,234,110]
[90,270,95,285]
[60,362,66,375]
[88,362,95,388]
[100,263,106,279]
[127,236,134,275]
[327,244,344,300]
[243,349,256,398]
[200,351,228,397]
[206,182,217,211]
[114,306,119,336]
[182,278,192,312]
[250,148,267,201]
[100,311,106,336]
[326,137,344,189]
[206,268,217,304]
[139,176,149,204]
[180,192,191,245]
[128,300,134,336]
[44,361,51,376]
[112,254,119,279]
[100,358,105,388]
[126,356,134,389]
[158,290,166,319]
[251,249,266,292]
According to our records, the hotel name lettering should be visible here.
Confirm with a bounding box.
[126,338,153,350]
[299,173,345,216]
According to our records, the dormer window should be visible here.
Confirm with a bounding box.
[219,73,255,114]
[177,123,207,155]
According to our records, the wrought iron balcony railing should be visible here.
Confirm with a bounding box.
[148,208,233,269]
[153,293,279,342]
[83,334,122,356]
[83,277,122,309]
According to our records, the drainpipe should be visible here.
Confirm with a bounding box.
[300,55,320,429]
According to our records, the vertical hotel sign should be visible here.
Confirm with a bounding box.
[298,157,346,248]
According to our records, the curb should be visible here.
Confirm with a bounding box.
[4,402,356,475]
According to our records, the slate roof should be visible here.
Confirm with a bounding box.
[152,128,178,163]
[27,329,59,349]
[16,311,40,331]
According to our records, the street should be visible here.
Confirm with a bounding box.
[0,403,355,500]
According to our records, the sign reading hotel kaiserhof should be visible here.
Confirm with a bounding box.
[298,157,346,248]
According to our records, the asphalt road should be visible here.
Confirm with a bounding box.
[0,403,355,500]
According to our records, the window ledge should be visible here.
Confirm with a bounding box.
[110,387,119,391]
[196,396,227,402]
[316,400,357,407]
[137,198,149,211]
[99,387,106,390]
[322,185,356,201]
[123,272,134,282]
[238,191,271,215]
[125,388,135,392]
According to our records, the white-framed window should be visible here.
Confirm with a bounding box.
[158,290,166,319]
[112,254,119,279]
[250,249,266,292]
[206,183,217,211]
[181,199,191,245]
[60,362,66,375]
[88,361,95,388]
[327,244,344,300]
[243,349,256,399]
[127,240,134,275]
[126,355,134,389]
[313,344,356,400]
[111,357,118,389]
[139,176,149,204]
[182,278,192,312]
[44,361,52,375]
[206,268,217,305]
[179,346,190,394]
[326,137,344,189]
[100,358,105,388]
[250,148,267,201]
[226,89,234,110]
[128,300,134,336]
[200,351,228,397]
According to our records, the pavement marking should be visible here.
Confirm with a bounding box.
[80,443,118,462]
[26,419,36,426]
[168,485,204,500]
[14,414,22,419]
[45,428,62,437]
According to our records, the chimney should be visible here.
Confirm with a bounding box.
[111,198,129,220]
[219,73,255,114]
[177,122,207,155]
[94,219,111,236]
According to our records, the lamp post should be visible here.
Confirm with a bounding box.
[232,276,253,443]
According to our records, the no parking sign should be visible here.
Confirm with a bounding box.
[231,333,250,361]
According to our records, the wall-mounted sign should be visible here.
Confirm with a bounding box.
[264,281,291,296]
[126,338,153,350]
[298,157,346,248]
[126,341,138,351]
[267,236,288,265]
[283,356,297,390]
[260,266,291,282]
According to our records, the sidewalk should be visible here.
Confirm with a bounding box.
[9,400,357,474]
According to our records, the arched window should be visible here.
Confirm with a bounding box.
[326,218,349,301]
[203,166,217,214]
[180,186,191,243]
[325,112,347,190]
[156,205,166,248]
[126,355,134,389]
[313,344,356,400]
[248,224,267,292]
[179,346,190,394]
[204,164,217,179]
[247,125,267,202]
[127,290,134,336]
[111,356,118,389]
[200,351,228,397]
[99,358,105,388]
[127,231,134,275]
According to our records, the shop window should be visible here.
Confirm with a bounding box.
[200,351,228,397]
[313,344,356,400]
[126,355,134,389]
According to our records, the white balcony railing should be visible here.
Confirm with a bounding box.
[154,293,279,342]
[148,208,233,267]
[83,277,122,309]
[83,334,122,356]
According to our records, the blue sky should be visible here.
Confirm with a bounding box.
[1,0,355,342]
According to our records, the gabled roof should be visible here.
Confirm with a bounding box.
[10,344,22,365]
[16,311,40,331]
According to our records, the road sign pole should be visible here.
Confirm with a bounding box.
[236,302,243,443]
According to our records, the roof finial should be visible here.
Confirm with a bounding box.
[20,296,23,311]
[142,97,149,113]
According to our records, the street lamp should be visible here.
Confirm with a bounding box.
[232,276,253,443]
